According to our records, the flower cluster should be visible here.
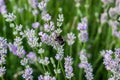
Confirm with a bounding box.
[0,37,7,77]
[20,58,28,66]
[4,13,16,22]
[100,12,108,24]
[0,37,7,54]
[29,0,38,8]
[38,0,49,11]
[8,37,26,58]
[44,21,54,32]
[101,48,120,79]
[77,17,88,42]
[101,0,114,7]
[22,66,33,80]
[38,72,56,80]
[38,48,44,54]
[55,52,64,61]
[9,24,24,36]
[38,57,50,66]
[24,29,39,48]
[64,56,74,79]
[39,32,64,58]
[78,50,94,80]
[32,22,40,28]
[57,13,64,27]
[42,13,51,22]
[0,0,7,14]
[7,23,27,58]
[38,0,50,21]
[101,0,120,38]
[109,3,120,37]
[66,32,76,46]
[28,0,39,16]
[27,52,37,63]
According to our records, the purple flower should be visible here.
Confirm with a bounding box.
[41,33,49,43]
[0,0,7,14]
[8,44,26,58]
[116,0,120,7]
[0,5,6,14]
[0,0,4,5]
[78,63,84,68]
[100,12,108,24]
[8,44,18,54]
[32,9,38,16]
[44,21,55,32]
[32,22,40,28]
[77,17,88,31]
[38,75,44,80]
[38,32,43,36]
[66,32,76,45]
[115,48,120,56]
[0,37,7,54]
[29,0,38,8]
[38,75,56,80]
[0,67,6,77]
[44,23,50,32]
[101,49,120,79]
[42,13,51,21]
[77,17,88,43]
[108,77,115,80]
[55,53,63,60]
[78,50,94,80]
[109,7,118,19]
[38,1,46,11]
[27,52,37,62]
[22,66,33,80]
[78,31,88,42]
[77,22,87,30]
[64,56,74,79]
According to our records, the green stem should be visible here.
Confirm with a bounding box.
[40,55,46,72]
[3,18,6,38]
[75,38,82,65]
[56,61,60,79]
[93,55,102,68]
[70,46,72,56]
[94,64,104,79]
[82,43,86,49]
[71,17,78,31]
[79,69,83,80]
[106,26,112,49]
[1,76,4,80]
[35,62,44,73]
[60,62,67,80]
[43,66,46,72]
[85,0,89,18]
[77,8,82,18]
[34,15,37,22]
[47,66,53,76]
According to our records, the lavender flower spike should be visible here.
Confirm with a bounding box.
[32,22,40,28]
[64,56,74,79]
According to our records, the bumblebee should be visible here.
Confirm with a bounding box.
[55,35,65,45]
